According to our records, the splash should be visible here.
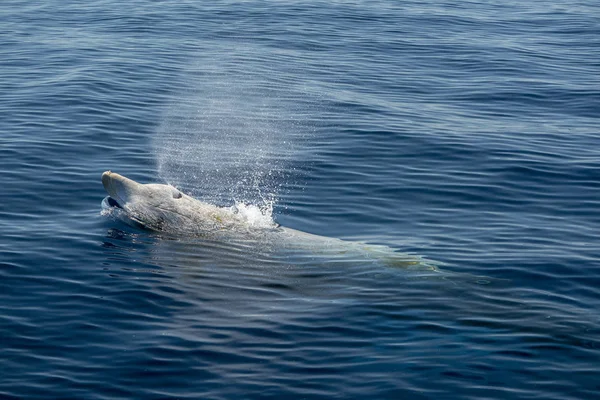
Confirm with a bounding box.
[230,201,276,229]
[153,49,319,210]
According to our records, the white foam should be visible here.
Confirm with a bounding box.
[230,201,276,229]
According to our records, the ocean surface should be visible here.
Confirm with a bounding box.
[1,1,599,398]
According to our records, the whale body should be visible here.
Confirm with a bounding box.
[101,171,436,270]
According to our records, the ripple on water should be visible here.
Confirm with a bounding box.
[1,0,600,399]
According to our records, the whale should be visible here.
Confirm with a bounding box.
[101,171,437,270]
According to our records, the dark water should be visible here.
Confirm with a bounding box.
[2,1,600,398]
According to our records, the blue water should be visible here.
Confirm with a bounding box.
[2,0,600,398]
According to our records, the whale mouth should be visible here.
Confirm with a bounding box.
[102,171,140,210]
[106,196,123,209]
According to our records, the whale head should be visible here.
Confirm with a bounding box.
[102,171,278,235]
[101,171,201,231]
[102,171,183,207]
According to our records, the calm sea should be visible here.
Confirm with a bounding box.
[1,1,599,398]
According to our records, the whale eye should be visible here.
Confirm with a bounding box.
[172,189,182,199]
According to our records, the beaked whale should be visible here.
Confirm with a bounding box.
[102,170,274,234]
[101,171,436,270]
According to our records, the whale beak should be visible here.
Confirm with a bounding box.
[102,171,143,207]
